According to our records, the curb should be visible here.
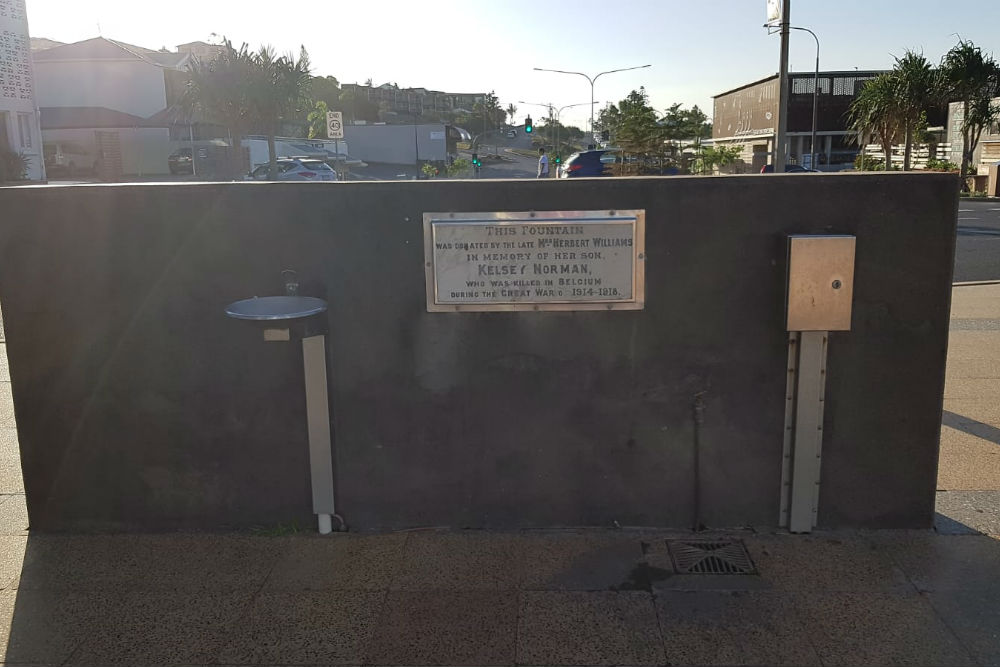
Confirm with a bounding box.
[953,280,1000,287]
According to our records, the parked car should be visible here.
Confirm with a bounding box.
[760,164,819,173]
[43,141,94,176]
[246,158,338,181]
[559,150,613,178]
[168,148,194,175]
[506,130,517,138]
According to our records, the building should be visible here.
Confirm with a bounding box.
[341,83,483,120]
[947,99,1000,175]
[0,0,44,180]
[176,41,225,63]
[31,36,191,177]
[712,70,947,172]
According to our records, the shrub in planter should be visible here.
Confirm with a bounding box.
[0,150,30,182]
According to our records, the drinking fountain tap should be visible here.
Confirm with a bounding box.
[282,269,299,296]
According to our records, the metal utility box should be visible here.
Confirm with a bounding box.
[786,235,856,331]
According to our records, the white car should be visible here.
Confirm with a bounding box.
[506,130,517,138]
[247,158,338,181]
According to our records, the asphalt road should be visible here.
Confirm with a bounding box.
[955,200,1000,282]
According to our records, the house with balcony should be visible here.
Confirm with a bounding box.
[31,36,191,177]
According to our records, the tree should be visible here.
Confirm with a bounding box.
[473,91,506,135]
[615,88,662,162]
[693,145,742,175]
[506,102,517,126]
[893,50,938,170]
[250,45,312,179]
[183,40,311,179]
[848,73,903,171]
[182,39,259,178]
[660,103,711,171]
[940,39,1000,184]
[307,100,328,139]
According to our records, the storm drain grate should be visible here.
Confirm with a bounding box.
[665,539,757,575]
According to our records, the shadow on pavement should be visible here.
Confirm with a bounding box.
[942,409,1000,446]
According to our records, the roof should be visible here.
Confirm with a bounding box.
[31,37,188,69]
[30,37,65,51]
[713,70,889,99]
[40,106,150,130]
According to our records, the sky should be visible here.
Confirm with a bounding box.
[25,0,1000,130]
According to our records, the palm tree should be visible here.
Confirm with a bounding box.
[506,103,517,126]
[893,50,938,170]
[183,41,312,179]
[848,73,903,171]
[939,39,1000,184]
[182,39,257,178]
[250,45,312,179]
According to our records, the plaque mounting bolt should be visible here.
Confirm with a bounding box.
[832,280,842,289]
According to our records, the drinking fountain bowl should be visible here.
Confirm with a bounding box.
[224,295,327,321]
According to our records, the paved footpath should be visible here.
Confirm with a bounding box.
[0,293,996,666]
[936,282,1000,536]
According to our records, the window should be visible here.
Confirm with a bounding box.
[17,112,31,149]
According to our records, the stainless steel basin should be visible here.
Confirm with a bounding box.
[225,296,328,321]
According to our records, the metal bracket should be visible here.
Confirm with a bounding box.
[781,331,828,532]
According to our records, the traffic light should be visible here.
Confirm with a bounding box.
[471,153,480,167]
[524,116,533,133]
[554,155,561,164]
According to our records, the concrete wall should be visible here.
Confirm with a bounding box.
[0,174,958,532]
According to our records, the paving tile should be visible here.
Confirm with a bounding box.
[265,532,405,591]
[0,351,8,382]
[655,590,820,666]
[936,490,1000,536]
[0,384,14,429]
[744,533,913,592]
[926,588,1000,666]
[366,590,516,666]
[0,537,26,591]
[392,531,523,590]
[13,535,131,591]
[14,534,285,592]
[67,591,252,665]
[794,591,976,666]
[517,591,664,666]
[0,590,109,664]
[0,496,28,536]
[879,533,1000,592]
[217,590,382,666]
[520,530,646,591]
[0,429,24,494]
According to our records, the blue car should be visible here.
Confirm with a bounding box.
[760,164,820,173]
[559,150,613,177]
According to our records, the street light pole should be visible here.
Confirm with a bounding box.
[534,65,651,144]
[789,26,820,170]
[775,0,791,171]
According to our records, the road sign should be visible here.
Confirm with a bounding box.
[326,111,343,139]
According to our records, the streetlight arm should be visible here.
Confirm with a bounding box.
[592,64,651,84]
[533,68,594,85]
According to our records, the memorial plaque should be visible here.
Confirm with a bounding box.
[423,210,645,312]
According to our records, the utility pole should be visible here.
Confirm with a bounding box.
[775,0,791,171]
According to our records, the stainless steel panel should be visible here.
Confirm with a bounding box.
[786,235,856,332]
[423,210,645,312]
[303,335,336,515]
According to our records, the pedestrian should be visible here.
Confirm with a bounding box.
[537,148,549,179]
